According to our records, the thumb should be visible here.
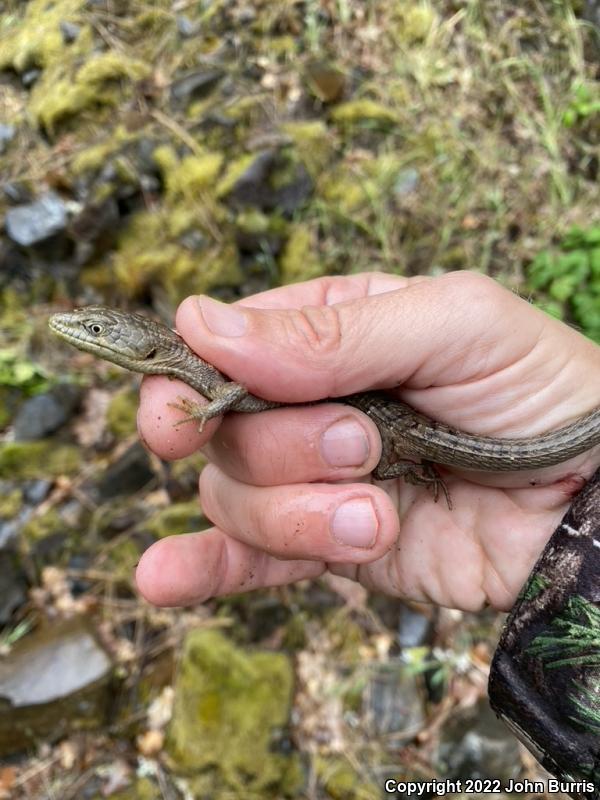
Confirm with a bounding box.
[174,273,538,402]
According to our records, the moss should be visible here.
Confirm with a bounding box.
[104,537,142,583]
[315,756,380,800]
[326,614,368,664]
[166,629,301,795]
[0,0,88,72]
[280,224,324,284]
[153,145,225,200]
[106,387,138,438]
[319,153,411,215]
[215,153,257,198]
[71,127,137,175]
[391,2,438,43]
[102,777,161,800]
[0,441,80,479]
[143,501,206,539]
[282,120,335,178]
[29,51,150,133]
[111,208,242,301]
[330,99,399,128]
[20,508,64,543]
[0,488,23,518]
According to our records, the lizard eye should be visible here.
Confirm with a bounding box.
[88,323,103,335]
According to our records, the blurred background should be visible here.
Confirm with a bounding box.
[0,1,599,798]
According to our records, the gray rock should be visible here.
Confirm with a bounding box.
[226,150,313,215]
[393,168,420,196]
[93,442,155,500]
[364,662,425,739]
[397,604,431,648]
[21,69,41,87]
[5,192,68,247]
[0,550,27,625]
[13,384,82,441]
[170,68,225,105]
[60,20,81,43]
[0,617,113,755]
[23,479,53,505]
[176,15,199,37]
[0,124,15,155]
[437,699,521,781]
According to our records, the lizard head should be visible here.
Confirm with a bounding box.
[48,306,178,371]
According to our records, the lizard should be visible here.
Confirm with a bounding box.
[48,305,600,508]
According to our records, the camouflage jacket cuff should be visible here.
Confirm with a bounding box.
[489,467,600,800]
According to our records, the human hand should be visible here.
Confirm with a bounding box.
[135,271,600,612]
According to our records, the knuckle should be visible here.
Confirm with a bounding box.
[283,305,343,363]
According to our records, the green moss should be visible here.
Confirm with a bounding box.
[0,441,80,479]
[315,755,380,800]
[106,387,138,438]
[144,501,206,539]
[111,208,242,301]
[104,537,142,583]
[391,2,438,43]
[102,777,161,800]
[166,629,301,795]
[215,153,257,197]
[21,508,64,543]
[71,127,137,175]
[280,224,324,284]
[330,99,399,128]
[0,488,23,518]
[282,121,335,178]
[153,145,225,200]
[29,51,150,133]
[0,0,88,72]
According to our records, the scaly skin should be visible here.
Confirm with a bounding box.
[49,306,600,505]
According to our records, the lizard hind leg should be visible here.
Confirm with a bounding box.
[169,382,248,432]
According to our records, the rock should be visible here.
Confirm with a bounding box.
[60,20,81,43]
[170,68,225,106]
[0,617,113,755]
[223,150,313,215]
[365,663,425,739]
[176,15,199,38]
[21,69,41,87]
[397,604,432,648]
[5,192,68,247]
[13,384,82,441]
[393,167,420,197]
[305,60,346,103]
[0,124,15,155]
[2,182,31,204]
[93,442,155,501]
[166,629,302,795]
[437,699,521,781]
[0,550,27,625]
[22,478,53,505]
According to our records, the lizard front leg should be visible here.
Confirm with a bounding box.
[169,382,249,432]
[371,430,453,509]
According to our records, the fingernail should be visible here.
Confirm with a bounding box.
[320,417,369,467]
[331,497,378,548]
[197,296,247,337]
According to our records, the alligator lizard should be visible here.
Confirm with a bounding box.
[49,306,600,506]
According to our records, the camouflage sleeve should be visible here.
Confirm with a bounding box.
[489,467,600,800]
